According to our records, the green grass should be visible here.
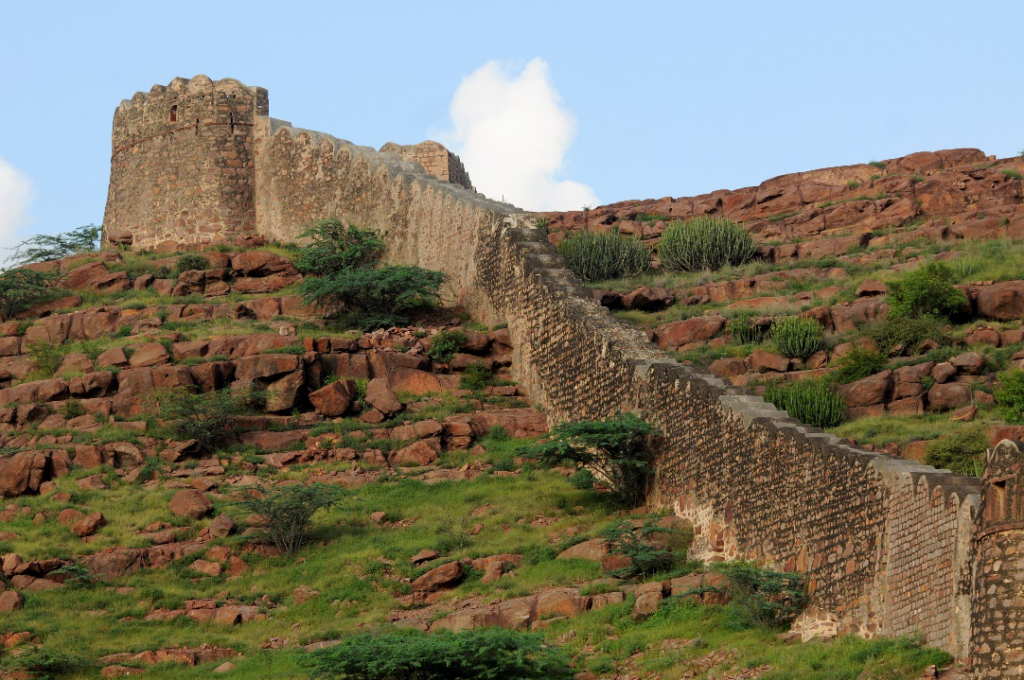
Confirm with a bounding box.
[828,409,999,448]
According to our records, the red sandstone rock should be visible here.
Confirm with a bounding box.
[169,490,213,520]
[976,280,1024,320]
[128,342,171,368]
[747,349,790,373]
[308,379,356,417]
[653,315,725,349]
[72,512,106,538]
[365,378,401,415]
[928,383,972,411]
[931,362,957,384]
[410,549,439,564]
[838,370,891,408]
[952,352,986,375]
[855,280,889,297]
[391,439,441,467]
[0,590,24,611]
[230,251,298,277]
[557,538,609,562]
[412,561,463,592]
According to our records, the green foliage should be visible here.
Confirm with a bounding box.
[764,379,846,428]
[829,347,887,384]
[887,262,966,320]
[995,368,1024,424]
[0,268,56,320]
[459,363,493,391]
[7,224,100,267]
[237,482,344,554]
[295,219,385,276]
[0,643,88,680]
[727,312,768,345]
[1002,169,1024,180]
[427,330,467,364]
[847,180,861,189]
[153,386,257,451]
[864,316,948,355]
[173,253,209,274]
[771,316,824,359]
[568,468,596,490]
[487,424,510,441]
[555,230,651,282]
[714,562,807,629]
[600,519,681,580]
[519,413,656,507]
[306,628,573,680]
[28,341,67,378]
[869,160,886,170]
[301,265,444,330]
[924,426,988,476]
[657,216,757,272]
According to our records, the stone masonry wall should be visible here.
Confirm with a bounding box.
[103,76,268,250]
[379,141,473,190]
[252,115,983,659]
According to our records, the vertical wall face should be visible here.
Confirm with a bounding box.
[103,76,267,249]
[379,141,473,190]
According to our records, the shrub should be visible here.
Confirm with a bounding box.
[1003,169,1024,181]
[1,644,89,680]
[236,482,344,554]
[924,426,988,476]
[887,262,966,320]
[764,379,846,428]
[555,230,650,282]
[459,363,493,391]
[174,253,209,274]
[519,412,656,507]
[7,224,100,266]
[715,562,807,629]
[658,216,756,272]
[771,316,824,359]
[28,342,66,378]
[600,518,686,580]
[300,265,445,330]
[295,219,385,276]
[0,268,56,320]
[427,330,467,364]
[864,316,948,355]
[995,369,1024,424]
[154,386,257,451]
[568,468,596,490]
[829,347,887,384]
[306,628,573,680]
[727,312,768,345]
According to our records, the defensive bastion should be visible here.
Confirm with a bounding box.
[103,76,1024,677]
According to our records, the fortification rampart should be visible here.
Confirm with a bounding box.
[380,141,473,190]
[103,77,1014,674]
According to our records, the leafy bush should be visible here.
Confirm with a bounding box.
[715,562,807,629]
[28,341,66,378]
[174,253,209,274]
[864,316,948,355]
[600,518,685,580]
[924,426,988,476]
[996,369,1024,424]
[519,412,656,507]
[301,265,445,330]
[727,312,769,345]
[771,316,824,359]
[427,330,467,364]
[658,216,757,272]
[1,644,89,680]
[7,224,100,266]
[154,386,258,451]
[829,347,887,384]
[295,219,385,276]
[459,363,493,391]
[568,468,596,490]
[556,230,651,282]
[764,379,846,428]
[888,262,966,320]
[0,268,56,320]
[237,483,343,554]
[306,628,573,680]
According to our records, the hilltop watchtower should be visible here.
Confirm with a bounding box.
[102,76,268,249]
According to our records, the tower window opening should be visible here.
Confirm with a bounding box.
[229,113,234,134]
[169,105,177,123]
[195,119,200,136]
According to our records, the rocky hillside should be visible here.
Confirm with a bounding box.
[541,149,1024,468]
[0,243,957,679]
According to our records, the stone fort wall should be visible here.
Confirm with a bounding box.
[105,77,1011,673]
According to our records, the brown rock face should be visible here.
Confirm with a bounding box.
[654,315,725,349]
[0,590,25,611]
[927,383,973,411]
[72,512,106,537]
[556,538,610,562]
[230,251,298,277]
[748,349,790,373]
[391,439,441,467]
[412,561,464,592]
[837,370,892,408]
[365,378,401,415]
[976,281,1024,320]
[0,451,70,498]
[308,379,356,417]
[168,490,214,519]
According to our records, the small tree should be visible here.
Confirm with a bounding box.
[601,518,684,579]
[154,386,258,451]
[237,483,344,554]
[887,262,966,320]
[520,412,656,507]
[296,219,386,276]
[7,224,101,266]
[427,329,467,364]
[0,268,56,320]
[306,628,573,680]
[300,265,445,330]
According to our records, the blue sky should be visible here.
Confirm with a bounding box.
[1,1,1022,249]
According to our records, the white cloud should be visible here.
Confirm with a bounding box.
[0,156,34,255]
[442,58,598,212]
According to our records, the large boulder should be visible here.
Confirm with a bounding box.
[308,379,357,417]
[230,251,298,277]
[976,281,1024,320]
[412,561,464,592]
[168,490,213,520]
[837,370,892,408]
[653,315,725,350]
